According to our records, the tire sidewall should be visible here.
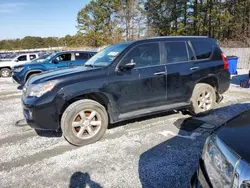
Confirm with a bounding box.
[61,100,108,146]
[190,84,216,115]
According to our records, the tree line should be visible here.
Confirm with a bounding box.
[1,0,250,50]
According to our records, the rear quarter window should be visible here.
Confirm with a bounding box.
[191,40,213,60]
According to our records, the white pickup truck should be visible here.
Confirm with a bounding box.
[0,53,39,77]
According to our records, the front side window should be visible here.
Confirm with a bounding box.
[165,42,188,63]
[29,54,36,60]
[75,53,89,60]
[121,43,160,68]
[56,54,71,62]
[17,55,27,61]
[191,40,213,60]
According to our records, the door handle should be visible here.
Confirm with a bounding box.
[190,66,199,71]
[154,72,166,76]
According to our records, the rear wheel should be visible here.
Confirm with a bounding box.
[61,99,108,146]
[1,68,11,77]
[190,83,216,115]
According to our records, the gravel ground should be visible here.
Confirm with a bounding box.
[0,70,250,188]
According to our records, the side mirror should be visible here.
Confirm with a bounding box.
[52,59,59,64]
[119,60,136,71]
[14,59,18,62]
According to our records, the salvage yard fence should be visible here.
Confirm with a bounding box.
[223,48,250,69]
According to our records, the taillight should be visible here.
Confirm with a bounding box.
[221,53,229,70]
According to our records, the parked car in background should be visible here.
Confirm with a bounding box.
[22,36,230,146]
[28,53,52,63]
[0,53,39,77]
[191,109,250,188]
[12,51,96,85]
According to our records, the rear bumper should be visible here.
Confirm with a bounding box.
[190,159,212,188]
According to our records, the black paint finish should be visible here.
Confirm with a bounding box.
[22,36,230,130]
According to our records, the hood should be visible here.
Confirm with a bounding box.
[28,66,99,85]
[13,60,49,69]
[217,110,250,163]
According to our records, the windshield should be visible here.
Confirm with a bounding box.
[30,53,52,63]
[85,42,132,67]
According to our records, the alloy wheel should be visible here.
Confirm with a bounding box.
[197,90,212,111]
[71,109,102,139]
[1,70,10,77]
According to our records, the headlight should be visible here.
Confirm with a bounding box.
[14,67,24,72]
[27,80,58,97]
[202,135,239,188]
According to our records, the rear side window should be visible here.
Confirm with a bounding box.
[75,52,89,60]
[191,40,213,60]
[164,42,188,63]
[29,54,36,60]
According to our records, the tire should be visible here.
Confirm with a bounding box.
[1,68,11,77]
[61,99,108,146]
[190,83,216,115]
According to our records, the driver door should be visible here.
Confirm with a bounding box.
[15,55,28,65]
[114,42,167,113]
[51,53,72,69]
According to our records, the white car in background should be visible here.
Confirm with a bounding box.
[0,53,39,77]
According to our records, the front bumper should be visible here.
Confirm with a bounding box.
[22,95,60,130]
[190,159,212,188]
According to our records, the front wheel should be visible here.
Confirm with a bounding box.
[61,99,108,146]
[190,83,216,115]
[1,68,11,77]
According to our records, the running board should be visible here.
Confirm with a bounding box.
[118,102,190,121]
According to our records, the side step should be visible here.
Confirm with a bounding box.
[118,102,190,121]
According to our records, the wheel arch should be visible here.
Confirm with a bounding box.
[0,66,11,70]
[197,75,219,90]
[24,70,43,82]
[195,75,220,102]
[59,91,115,125]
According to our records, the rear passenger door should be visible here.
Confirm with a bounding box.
[164,41,198,103]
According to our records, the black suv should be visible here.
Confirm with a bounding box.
[22,36,230,146]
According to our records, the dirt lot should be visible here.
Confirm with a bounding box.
[0,70,250,188]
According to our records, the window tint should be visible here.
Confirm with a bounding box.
[56,54,71,62]
[191,40,213,59]
[165,42,188,63]
[17,55,27,61]
[29,54,36,60]
[75,52,89,60]
[122,43,160,68]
